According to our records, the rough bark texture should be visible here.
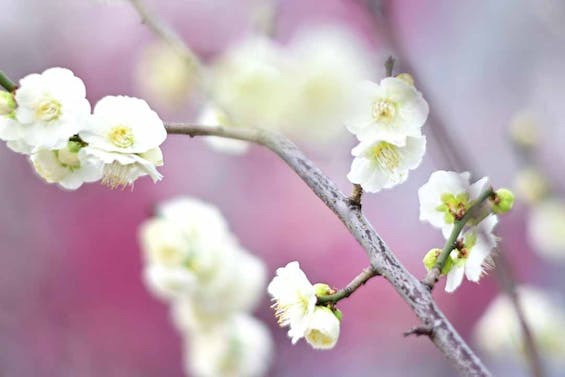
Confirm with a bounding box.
[166,123,492,377]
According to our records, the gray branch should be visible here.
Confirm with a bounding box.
[165,123,492,377]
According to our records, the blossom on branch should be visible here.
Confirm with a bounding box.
[347,135,426,193]
[79,95,166,188]
[304,306,341,350]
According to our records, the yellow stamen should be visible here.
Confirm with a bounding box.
[108,125,135,148]
[35,99,62,122]
[372,99,396,123]
[372,142,400,171]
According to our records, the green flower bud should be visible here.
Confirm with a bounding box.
[423,248,441,271]
[0,91,16,116]
[313,283,334,297]
[491,188,515,214]
[396,73,415,86]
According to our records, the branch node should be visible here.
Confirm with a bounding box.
[404,321,439,338]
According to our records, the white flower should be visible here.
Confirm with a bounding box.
[278,26,372,144]
[197,103,249,155]
[513,168,549,205]
[418,170,490,237]
[527,199,565,260]
[474,286,565,361]
[184,314,273,377]
[267,261,317,344]
[13,67,91,150]
[304,306,341,350]
[345,77,429,144]
[347,135,426,193]
[174,249,266,329]
[79,95,166,188]
[29,140,103,190]
[211,36,285,129]
[445,214,498,293]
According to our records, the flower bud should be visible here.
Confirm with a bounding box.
[304,306,340,350]
[0,91,16,116]
[396,73,415,86]
[513,168,548,205]
[313,283,334,297]
[423,248,441,271]
[509,111,538,149]
[491,188,515,214]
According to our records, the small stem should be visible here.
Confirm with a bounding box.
[317,266,380,305]
[385,55,395,77]
[348,184,363,208]
[0,71,17,92]
[423,187,495,289]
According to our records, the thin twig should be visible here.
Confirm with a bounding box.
[317,266,380,305]
[423,187,495,290]
[0,71,17,92]
[166,122,491,377]
[404,323,436,337]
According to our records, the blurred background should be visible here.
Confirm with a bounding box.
[1,0,565,376]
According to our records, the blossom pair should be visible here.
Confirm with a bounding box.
[268,261,341,350]
[345,75,429,192]
[419,170,514,292]
[139,197,272,377]
[0,67,166,189]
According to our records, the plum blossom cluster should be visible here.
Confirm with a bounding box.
[0,67,166,190]
[344,74,429,192]
[268,261,342,350]
[139,197,272,377]
[419,171,515,292]
[195,25,373,154]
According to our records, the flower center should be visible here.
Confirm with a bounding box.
[436,193,471,224]
[56,148,81,169]
[372,99,396,123]
[35,98,62,122]
[108,125,135,148]
[372,142,400,171]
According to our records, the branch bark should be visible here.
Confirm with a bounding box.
[166,123,491,377]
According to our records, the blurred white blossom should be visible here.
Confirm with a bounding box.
[197,103,249,155]
[474,286,565,362]
[79,95,166,188]
[183,314,273,377]
[513,168,549,205]
[527,199,565,260]
[347,135,426,193]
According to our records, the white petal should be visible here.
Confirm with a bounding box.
[445,265,465,293]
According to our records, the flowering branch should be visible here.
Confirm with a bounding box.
[316,266,380,305]
[0,71,17,92]
[359,2,544,376]
[166,122,491,377]
[422,187,495,289]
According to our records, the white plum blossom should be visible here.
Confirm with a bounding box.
[418,170,490,237]
[474,286,565,361]
[444,214,498,293]
[197,103,249,155]
[345,77,429,144]
[29,140,103,190]
[278,26,372,143]
[13,67,91,150]
[347,135,426,193]
[304,306,341,350]
[527,199,565,261]
[267,261,317,344]
[211,36,285,129]
[79,95,166,188]
[183,314,273,377]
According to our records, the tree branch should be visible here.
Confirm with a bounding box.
[358,2,545,376]
[317,266,380,305]
[166,122,491,377]
[0,71,17,92]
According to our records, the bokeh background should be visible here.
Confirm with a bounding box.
[1,0,564,376]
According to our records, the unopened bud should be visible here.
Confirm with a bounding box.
[0,91,16,116]
[491,188,515,214]
[396,73,415,86]
[423,248,441,271]
[313,283,334,297]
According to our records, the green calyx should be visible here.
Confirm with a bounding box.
[423,248,441,271]
[0,91,16,116]
[490,188,514,214]
[436,192,471,223]
[332,308,343,321]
